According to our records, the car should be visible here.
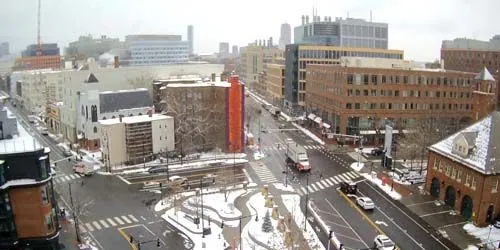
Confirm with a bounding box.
[493,218,500,229]
[339,181,357,195]
[371,147,384,156]
[169,176,188,186]
[63,149,73,157]
[356,197,375,210]
[41,128,49,135]
[373,235,395,250]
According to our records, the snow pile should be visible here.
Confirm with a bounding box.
[463,223,500,248]
[291,123,325,145]
[273,183,295,192]
[254,151,265,160]
[355,147,377,154]
[185,190,245,226]
[350,162,365,172]
[361,173,402,200]
[154,191,196,212]
[244,193,287,249]
[282,194,326,250]
[280,112,291,122]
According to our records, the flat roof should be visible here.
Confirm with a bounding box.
[0,108,44,154]
[166,81,231,88]
[99,114,172,125]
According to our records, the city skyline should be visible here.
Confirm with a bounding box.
[1,0,499,61]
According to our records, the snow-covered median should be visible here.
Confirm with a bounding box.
[361,173,402,200]
[350,162,365,172]
[291,123,325,145]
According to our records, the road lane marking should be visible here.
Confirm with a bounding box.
[69,174,77,180]
[300,186,307,194]
[338,174,349,182]
[346,172,357,178]
[420,210,453,217]
[320,180,329,187]
[79,225,87,233]
[325,179,334,186]
[307,186,315,193]
[114,217,125,225]
[329,177,338,184]
[106,218,117,226]
[341,173,352,180]
[316,182,325,189]
[99,220,109,228]
[310,183,319,191]
[92,221,102,230]
[118,228,138,250]
[324,198,369,248]
[121,215,132,224]
[64,176,71,181]
[333,176,342,182]
[128,214,139,222]
[85,223,94,232]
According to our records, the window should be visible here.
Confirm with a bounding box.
[394,90,399,96]
[445,165,451,176]
[471,176,477,190]
[346,103,352,109]
[381,75,386,83]
[355,103,360,109]
[456,170,462,182]
[93,126,97,133]
[159,136,162,140]
[91,105,98,122]
[493,179,499,193]
[465,174,471,186]
[434,159,441,171]
[347,74,354,84]
[39,156,48,179]
[363,90,369,96]
[363,74,369,85]
[41,186,49,205]
[371,75,378,85]
[451,168,457,179]
[46,214,54,231]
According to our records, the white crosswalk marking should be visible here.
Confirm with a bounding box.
[128,214,139,223]
[308,186,315,193]
[338,174,349,182]
[99,220,109,228]
[297,189,303,196]
[64,176,71,181]
[316,182,325,189]
[114,217,125,225]
[334,176,342,182]
[350,171,359,177]
[107,218,117,226]
[250,162,278,183]
[69,174,77,180]
[85,223,94,232]
[320,180,329,187]
[329,177,338,184]
[310,183,318,191]
[55,178,61,183]
[300,186,307,194]
[325,179,334,186]
[121,215,132,224]
[92,221,102,230]
[79,225,87,233]
[346,172,357,178]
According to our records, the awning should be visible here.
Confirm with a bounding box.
[322,123,331,129]
[307,113,316,120]
[314,117,322,123]
[359,129,412,135]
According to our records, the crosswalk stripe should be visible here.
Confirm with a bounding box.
[308,186,315,193]
[325,178,334,185]
[346,172,356,178]
[128,214,139,223]
[297,189,303,196]
[99,220,109,228]
[79,225,87,233]
[316,182,325,189]
[121,215,132,224]
[310,183,318,190]
[339,175,349,182]
[341,173,352,180]
[85,223,94,232]
[55,178,61,183]
[64,176,71,181]
[300,186,307,194]
[92,221,102,230]
[350,171,359,177]
[69,174,77,180]
[329,177,338,184]
[334,176,342,182]
[320,180,329,187]
[106,218,117,226]
[114,217,125,225]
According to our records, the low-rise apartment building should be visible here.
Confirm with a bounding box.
[99,113,175,169]
[305,63,497,143]
[426,111,500,227]
[265,63,286,107]
[0,99,60,249]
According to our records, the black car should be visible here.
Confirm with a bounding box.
[340,181,357,195]
[371,147,384,156]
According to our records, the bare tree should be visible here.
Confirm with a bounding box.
[215,167,237,202]
[398,143,420,171]
[126,72,157,96]
[67,183,95,243]
[164,86,225,153]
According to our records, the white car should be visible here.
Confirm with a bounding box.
[169,176,188,186]
[356,197,375,210]
[374,235,396,250]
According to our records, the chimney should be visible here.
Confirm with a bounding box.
[211,73,216,82]
[119,115,123,123]
[114,56,120,68]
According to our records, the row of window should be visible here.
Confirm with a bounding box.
[346,89,472,99]
[347,74,473,87]
[433,160,500,193]
[345,102,473,111]
[298,49,402,60]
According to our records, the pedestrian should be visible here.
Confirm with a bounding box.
[320,173,323,180]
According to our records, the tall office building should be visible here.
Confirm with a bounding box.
[219,42,230,59]
[0,42,9,57]
[232,45,239,57]
[279,23,292,49]
[125,35,189,66]
[187,25,194,55]
[294,14,388,49]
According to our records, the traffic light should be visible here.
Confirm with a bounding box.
[129,235,133,243]
[329,230,333,239]
[157,238,160,247]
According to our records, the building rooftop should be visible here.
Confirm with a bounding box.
[429,111,500,175]
[99,88,152,113]
[0,108,44,154]
[475,67,496,81]
[99,114,172,125]
[166,81,231,88]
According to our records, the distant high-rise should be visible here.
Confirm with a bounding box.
[187,25,194,55]
[232,45,239,57]
[219,42,230,59]
[294,14,388,49]
[125,35,189,66]
[0,42,9,57]
[279,23,291,49]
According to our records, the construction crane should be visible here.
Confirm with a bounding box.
[36,0,42,56]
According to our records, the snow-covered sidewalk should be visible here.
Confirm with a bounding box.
[463,223,500,250]
[360,172,402,200]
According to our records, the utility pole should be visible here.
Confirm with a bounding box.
[200,178,205,238]
[68,183,81,243]
[303,173,310,231]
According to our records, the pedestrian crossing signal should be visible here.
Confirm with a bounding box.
[157,238,160,247]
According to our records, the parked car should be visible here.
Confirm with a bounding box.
[373,235,395,250]
[148,166,168,174]
[356,197,375,210]
[494,218,500,229]
[169,176,188,186]
[63,149,73,157]
[371,147,384,156]
[41,128,49,135]
[339,181,357,195]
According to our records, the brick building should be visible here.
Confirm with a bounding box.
[305,64,497,143]
[0,99,60,249]
[425,111,500,227]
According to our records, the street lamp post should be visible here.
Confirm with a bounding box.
[200,178,205,238]
[68,183,81,243]
[303,173,310,231]
[285,142,290,187]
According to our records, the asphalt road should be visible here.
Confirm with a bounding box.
[9,104,191,250]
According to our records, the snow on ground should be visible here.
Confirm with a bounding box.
[282,194,326,250]
[155,191,196,212]
[244,192,287,250]
[273,183,295,192]
[280,112,291,122]
[360,173,402,200]
[79,149,102,161]
[254,151,265,161]
[463,223,500,249]
[350,162,365,172]
[162,210,227,250]
[355,147,377,154]
[291,122,325,145]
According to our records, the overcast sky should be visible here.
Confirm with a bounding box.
[1,0,499,61]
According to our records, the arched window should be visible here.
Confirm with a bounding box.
[91,105,98,122]
[81,105,85,115]
[102,116,107,120]
[93,126,97,133]
[85,106,88,120]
